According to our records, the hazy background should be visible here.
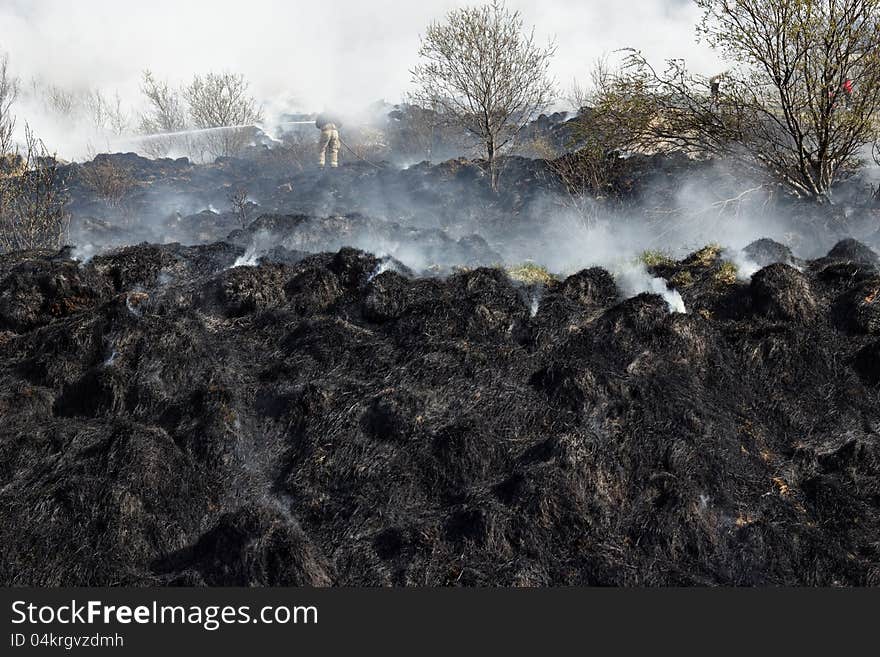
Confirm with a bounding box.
[0,1,721,136]
[4,1,855,306]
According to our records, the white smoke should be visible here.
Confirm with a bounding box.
[616,263,687,314]
[728,248,761,281]
[0,1,720,160]
[71,243,98,264]
[232,230,275,268]
[367,259,396,282]
[529,291,542,318]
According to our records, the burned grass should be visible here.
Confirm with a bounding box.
[1,234,880,586]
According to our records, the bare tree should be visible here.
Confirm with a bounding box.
[40,83,78,117]
[228,187,250,228]
[79,156,136,210]
[183,72,263,158]
[411,0,556,190]
[0,125,70,252]
[0,53,17,156]
[596,0,880,203]
[136,71,190,159]
[139,70,186,134]
[567,55,614,113]
[84,90,130,136]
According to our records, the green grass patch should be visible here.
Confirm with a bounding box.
[639,250,676,268]
[507,262,556,285]
[714,261,739,286]
[687,244,723,267]
[670,270,694,288]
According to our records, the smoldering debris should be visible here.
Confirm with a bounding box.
[59,150,880,277]
[2,235,880,586]
[3,142,880,587]
[616,263,687,314]
[226,214,501,275]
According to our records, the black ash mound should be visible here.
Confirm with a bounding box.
[1,234,880,586]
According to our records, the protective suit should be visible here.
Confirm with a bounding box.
[710,74,723,100]
[842,78,854,108]
[315,114,342,168]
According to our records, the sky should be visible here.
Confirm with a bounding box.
[0,0,722,115]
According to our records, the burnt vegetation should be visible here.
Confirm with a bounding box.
[2,222,880,585]
[2,0,880,587]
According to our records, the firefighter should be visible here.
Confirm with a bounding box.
[315,113,342,168]
[709,73,724,101]
[829,78,854,110]
[842,78,854,108]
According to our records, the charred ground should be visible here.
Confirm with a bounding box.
[2,217,880,584]
[2,147,880,586]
